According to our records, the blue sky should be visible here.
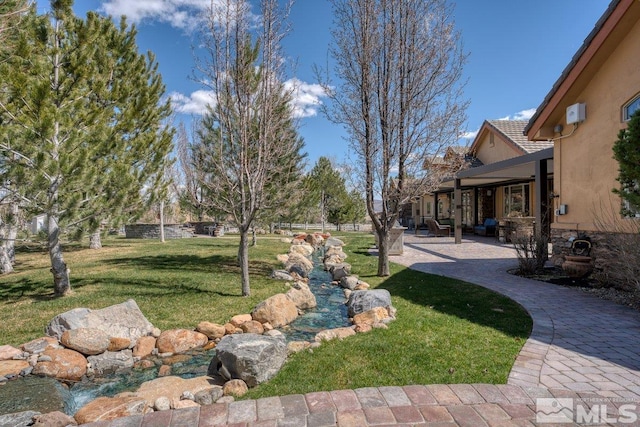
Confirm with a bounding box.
[37,0,609,167]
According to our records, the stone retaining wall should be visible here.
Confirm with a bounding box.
[124,224,193,239]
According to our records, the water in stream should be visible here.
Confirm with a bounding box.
[58,249,349,415]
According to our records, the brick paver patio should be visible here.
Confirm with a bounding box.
[82,232,640,426]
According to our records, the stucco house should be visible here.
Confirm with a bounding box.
[524,0,640,269]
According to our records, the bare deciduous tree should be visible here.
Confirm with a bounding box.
[192,0,304,296]
[324,0,468,276]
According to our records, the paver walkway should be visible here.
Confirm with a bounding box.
[83,232,640,426]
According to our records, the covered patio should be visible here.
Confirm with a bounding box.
[434,147,554,244]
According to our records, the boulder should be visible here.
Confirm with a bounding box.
[252,294,299,328]
[285,281,317,310]
[284,253,314,278]
[45,299,154,347]
[209,333,287,387]
[270,270,294,281]
[329,263,351,281]
[239,321,264,334]
[32,348,87,382]
[133,336,156,359]
[339,275,359,290]
[196,321,226,340]
[347,289,393,317]
[0,345,22,361]
[156,329,208,354]
[154,396,171,411]
[0,411,41,427]
[20,337,60,354]
[132,375,214,408]
[108,337,131,352]
[60,328,111,355]
[315,327,356,342]
[31,411,77,427]
[289,242,314,257]
[194,386,224,405]
[324,245,347,261]
[230,314,253,327]
[74,396,147,424]
[287,341,311,355]
[0,360,29,377]
[305,233,325,247]
[87,350,134,375]
[352,307,390,327]
[223,379,249,397]
[324,237,345,248]
[173,399,200,409]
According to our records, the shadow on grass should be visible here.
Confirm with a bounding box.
[379,268,532,339]
[0,278,60,303]
[102,254,275,277]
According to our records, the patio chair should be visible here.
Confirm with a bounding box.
[474,218,497,236]
[426,219,451,237]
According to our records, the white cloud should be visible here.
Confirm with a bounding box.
[99,0,218,31]
[284,78,328,118]
[170,78,328,118]
[170,90,216,114]
[497,108,537,121]
[460,130,478,140]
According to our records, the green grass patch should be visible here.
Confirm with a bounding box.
[1,232,531,397]
[244,233,531,398]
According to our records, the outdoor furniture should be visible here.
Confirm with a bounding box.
[426,219,451,237]
[474,218,497,236]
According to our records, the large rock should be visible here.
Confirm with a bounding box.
[324,237,344,248]
[31,411,78,427]
[251,294,299,328]
[352,307,391,327]
[133,336,156,359]
[289,242,314,257]
[208,333,287,387]
[347,289,393,317]
[60,328,111,355]
[196,321,226,340]
[87,350,134,375]
[270,270,294,281]
[285,281,317,310]
[20,337,60,354]
[74,396,148,424]
[315,327,356,342]
[32,348,87,382]
[156,329,208,354]
[0,345,22,361]
[132,376,213,407]
[284,253,314,278]
[0,360,29,377]
[329,263,351,281]
[0,411,41,427]
[45,299,154,347]
[339,275,359,290]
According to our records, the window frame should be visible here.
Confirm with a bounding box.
[503,183,530,217]
[623,93,640,122]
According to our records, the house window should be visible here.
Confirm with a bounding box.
[425,201,432,216]
[623,94,640,121]
[437,199,443,216]
[503,184,530,217]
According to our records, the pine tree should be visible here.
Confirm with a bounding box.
[613,109,640,216]
[0,1,173,293]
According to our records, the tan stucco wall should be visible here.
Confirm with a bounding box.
[550,17,640,232]
[474,132,522,165]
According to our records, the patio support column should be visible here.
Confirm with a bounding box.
[434,192,439,221]
[535,158,550,258]
[454,178,462,244]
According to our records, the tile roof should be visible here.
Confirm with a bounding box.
[488,120,553,153]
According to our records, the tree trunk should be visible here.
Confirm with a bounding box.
[7,200,18,263]
[376,228,391,277]
[89,230,102,249]
[0,246,12,274]
[238,229,251,296]
[252,228,257,246]
[48,214,71,296]
[159,201,165,243]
